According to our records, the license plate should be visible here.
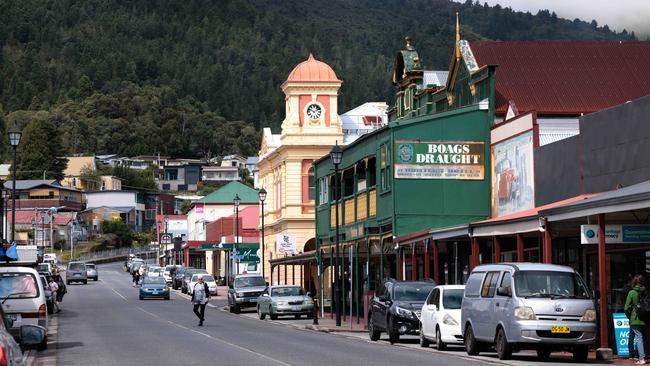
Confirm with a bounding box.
[551,326,571,334]
[291,306,301,311]
[74,274,81,277]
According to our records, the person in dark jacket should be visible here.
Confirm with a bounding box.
[191,275,210,326]
[625,275,647,365]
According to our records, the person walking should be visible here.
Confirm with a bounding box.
[48,277,61,313]
[625,274,647,365]
[191,274,210,326]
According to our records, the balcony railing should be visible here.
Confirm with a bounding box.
[369,189,377,217]
[328,187,377,230]
[357,191,368,220]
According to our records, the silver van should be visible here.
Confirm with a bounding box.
[461,263,596,362]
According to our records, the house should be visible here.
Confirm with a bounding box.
[4,180,84,212]
[221,154,246,169]
[80,191,146,234]
[157,159,203,192]
[5,211,80,248]
[201,166,240,184]
[61,156,122,191]
[340,102,389,144]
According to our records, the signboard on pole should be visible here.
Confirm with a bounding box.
[160,234,172,245]
[276,234,296,255]
[394,140,484,180]
[613,313,630,356]
[581,225,650,244]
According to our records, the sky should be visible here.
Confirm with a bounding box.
[474,0,650,38]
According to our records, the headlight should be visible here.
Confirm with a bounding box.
[442,313,458,325]
[395,306,415,318]
[580,309,596,322]
[514,306,536,320]
[277,301,287,306]
[236,292,244,297]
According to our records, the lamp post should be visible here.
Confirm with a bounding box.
[31,217,36,246]
[164,215,169,265]
[233,194,241,276]
[329,142,343,327]
[8,124,22,243]
[0,181,4,242]
[258,188,267,280]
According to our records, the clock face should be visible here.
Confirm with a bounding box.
[306,104,322,120]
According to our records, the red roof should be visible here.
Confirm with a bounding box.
[6,211,73,225]
[471,41,650,116]
[286,54,341,83]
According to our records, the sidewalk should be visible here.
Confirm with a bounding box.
[305,313,366,333]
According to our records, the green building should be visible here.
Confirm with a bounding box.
[313,31,497,318]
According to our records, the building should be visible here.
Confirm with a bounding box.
[4,180,84,212]
[61,156,122,191]
[157,159,202,192]
[221,154,247,169]
[258,53,344,284]
[340,102,388,144]
[5,211,80,248]
[80,191,146,234]
[245,157,260,187]
[201,166,240,184]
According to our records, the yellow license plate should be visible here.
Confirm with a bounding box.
[551,326,571,334]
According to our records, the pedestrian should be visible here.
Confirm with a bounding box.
[48,277,61,313]
[54,272,67,302]
[625,274,647,365]
[191,274,210,326]
[133,268,140,287]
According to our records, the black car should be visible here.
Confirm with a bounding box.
[368,279,436,344]
[172,267,192,290]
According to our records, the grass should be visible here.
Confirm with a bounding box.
[46,241,103,263]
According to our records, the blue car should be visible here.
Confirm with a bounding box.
[139,276,170,300]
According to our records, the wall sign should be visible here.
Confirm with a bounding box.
[394,140,484,180]
[276,234,296,255]
[580,224,650,244]
[491,131,535,217]
[613,313,630,356]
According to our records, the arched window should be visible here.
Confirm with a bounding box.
[301,160,315,203]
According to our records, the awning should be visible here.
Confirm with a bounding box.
[270,250,316,266]
[395,224,470,246]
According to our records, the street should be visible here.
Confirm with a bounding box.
[51,263,490,366]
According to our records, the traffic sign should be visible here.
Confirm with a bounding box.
[160,234,172,244]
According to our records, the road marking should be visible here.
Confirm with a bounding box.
[135,306,292,366]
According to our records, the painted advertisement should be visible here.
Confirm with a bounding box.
[491,131,535,217]
[276,234,297,255]
[394,141,484,180]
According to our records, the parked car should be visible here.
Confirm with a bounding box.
[172,267,191,290]
[85,264,98,281]
[35,263,53,277]
[129,259,144,274]
[38,275,54,315]
[461,263,596,362]
[227,274,267,314]
[0,299,47,360]
[182,269,207,294]
[368,279,436,344]
[148,266,163,277]
[256,285,314,320]
[163,265,176,285]
[420,285,464,350]
[66,262,87,285]
[187,274,218,296]
[0,266,48,349]
[139,276,170,300]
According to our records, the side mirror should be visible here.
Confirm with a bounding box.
[20,325,46,349]
[497,286,512,297]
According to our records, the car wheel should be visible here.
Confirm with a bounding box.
[368,313,380,341]
[307,311,313,320]
[537,347,551,360]
[269,307,278,320]
[94,277,98,281]
[165,296,170,300]
[495,327,512,360]
[436,327,446,351]
[387,316,400,344]
[139,295,144,300]
[258,306,266,320]
[83,280,87,285]
[572,345,588,363]
[66,281,70,285]
[419,324,430,348]
[233,304,240,314]
[464,324,480,356]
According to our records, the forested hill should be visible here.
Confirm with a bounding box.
[0,0,635,160]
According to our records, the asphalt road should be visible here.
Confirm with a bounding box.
[53,262,494,366]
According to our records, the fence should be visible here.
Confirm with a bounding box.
[76,247,157,263]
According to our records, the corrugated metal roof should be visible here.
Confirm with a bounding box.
[422,71,448,88]
[471,41,650,116]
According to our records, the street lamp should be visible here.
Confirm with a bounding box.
[8,123,21,243]
[258,188,267,280]
[329,142,343,327]
[31,215,36,246]
[164,215,169,266]
[233,194,241,276]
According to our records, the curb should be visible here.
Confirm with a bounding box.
[304,324,367,333]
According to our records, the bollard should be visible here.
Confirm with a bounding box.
[312,299,318,325]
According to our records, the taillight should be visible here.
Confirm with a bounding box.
[39,304,46,318]
[0,344,7,366]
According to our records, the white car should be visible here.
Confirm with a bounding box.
[148,266,163,277]
[420,285,465,350]
[163,265,176,284]
[187,274,218,296]
[0,266,48,349]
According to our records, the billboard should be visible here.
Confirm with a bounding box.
[491,131,535,217]
[394,141,484,180]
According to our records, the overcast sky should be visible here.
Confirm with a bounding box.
[473,0,650,38]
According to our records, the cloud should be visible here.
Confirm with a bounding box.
[471,0,650,37]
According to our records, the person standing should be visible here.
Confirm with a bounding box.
[625,275,647,365]
[192,275,210,326]
[48,277,61,313]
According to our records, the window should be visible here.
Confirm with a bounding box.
[301,161,315,203]
[164,169,178,181]
[318,177,328,206]
[480,271,500,298]
[464,272,484,298]
[178,184,188,191]
[500,272,512,291]
[162,184,170,191]
[380,144,391,191]
[308,169,315,201]
[357,162,367,192]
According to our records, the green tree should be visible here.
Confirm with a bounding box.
[100,219,133,248]
[79,163,101,190]
[9,111,68,180]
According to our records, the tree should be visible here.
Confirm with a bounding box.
[100,219,133,248]
[10,111,68,180]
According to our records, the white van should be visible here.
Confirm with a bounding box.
[0,266,48,347]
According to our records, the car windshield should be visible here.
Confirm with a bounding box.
[271,287,304,297]
[86,265,95,269]
[0,273,39,299]
[234,276,265,288]
[69,263,85,271]
[151,268,162,273]
[36,264,49,272]
[143,277,166,285]
[198,276,215,282]
[515,270,590,299]
[393,284,435,302]
[442,289,464,309]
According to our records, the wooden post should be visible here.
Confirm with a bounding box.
[424,239,430,280]
[411,243,417,280]
[516,233,525,262]
[433,240,440,284]
[470,237,479,270]
[543,219,552,263]
[398,248,403,280]
[598,213,608,349]
[493,236,501,263]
